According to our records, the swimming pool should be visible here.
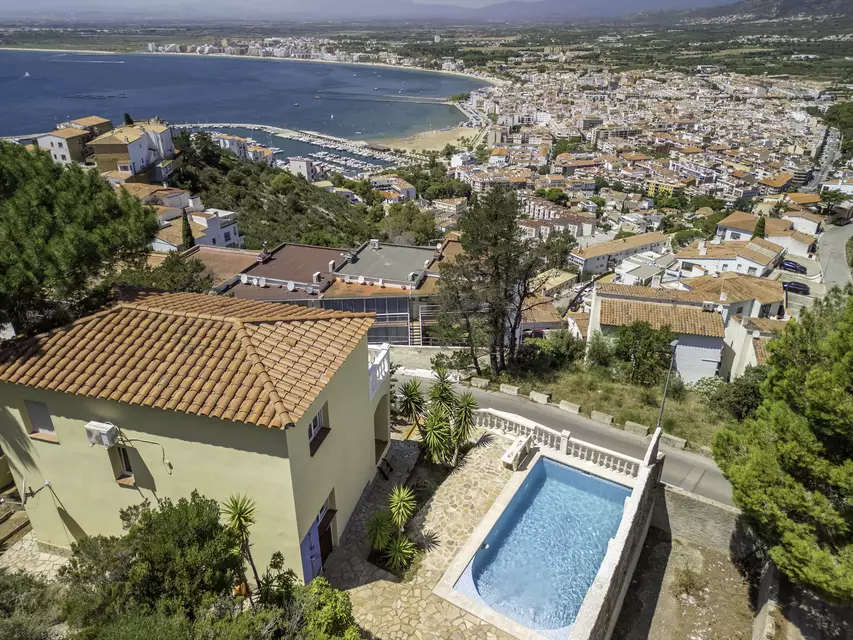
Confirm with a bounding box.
[453,457,630,633]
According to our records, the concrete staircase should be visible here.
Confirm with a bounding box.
[409,321,422,346]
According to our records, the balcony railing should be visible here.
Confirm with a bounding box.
[368,343,391,400]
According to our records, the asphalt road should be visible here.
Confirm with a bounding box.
[818,222,853,289]
[398,375,734,506]
[804,127,839,191]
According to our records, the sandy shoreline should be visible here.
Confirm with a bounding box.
[378,126,482,153]
[0,47,503,87]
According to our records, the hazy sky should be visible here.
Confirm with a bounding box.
[0,0,732,19]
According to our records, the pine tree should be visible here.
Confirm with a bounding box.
[713,287,853,603]
[0,141,158,334]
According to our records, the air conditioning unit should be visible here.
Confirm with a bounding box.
[84,421,119,448]
[702,301,716,312]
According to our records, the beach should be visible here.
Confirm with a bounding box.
[378,126,482,153]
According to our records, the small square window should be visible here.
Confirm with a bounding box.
[24,401,58,442]
[61,155,66,161]
[308,406,331,457]
[117,447,133,478]
[25,401,55,435]
[113,446,136,487]
[308,410,324,441]
[58,142,64,148]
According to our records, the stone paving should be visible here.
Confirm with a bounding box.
[324,432,515,640]
[0,531,67,581]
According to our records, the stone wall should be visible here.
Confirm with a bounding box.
[650,483,757,556]
[571,459,664,640]
[752,562,780,640]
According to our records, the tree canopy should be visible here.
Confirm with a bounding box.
[436,187,576,375]
[57,491,361,639]
[380,202,437,246]
[115,252,213,293]
[0,141,158,334]
[714,287,853,602]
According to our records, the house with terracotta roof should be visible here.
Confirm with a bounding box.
[587,284,725,383]
[758,172,793,196]
[36,115,115,166]
[674,238,784,277]
[721,315,788,380]
[0,292,392,584]
[715,210,815,257]
[88,121,178,182]
[679,273,786,323]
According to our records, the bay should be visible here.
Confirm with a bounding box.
[0,50,486,140]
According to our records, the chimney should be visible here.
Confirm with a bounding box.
[312,271,321,284]
[698,240,707,256]
[328,260,336,272]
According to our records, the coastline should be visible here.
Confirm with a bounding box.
[0,46,504,87]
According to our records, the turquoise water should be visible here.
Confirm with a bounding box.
[0,50,485,139]
[456,458,630,632]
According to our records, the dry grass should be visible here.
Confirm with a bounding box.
[498,367,732,447]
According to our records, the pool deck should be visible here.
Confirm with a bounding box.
[323,433,516,639]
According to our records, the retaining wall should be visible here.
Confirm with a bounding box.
[571,458,664,640]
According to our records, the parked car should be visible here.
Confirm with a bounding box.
[783,281,811,296]
[779,259,808,275]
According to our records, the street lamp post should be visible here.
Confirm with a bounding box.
[655,339,679,431]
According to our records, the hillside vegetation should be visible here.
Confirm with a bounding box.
[173,131,382,250]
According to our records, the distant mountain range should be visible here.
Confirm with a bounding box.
[5,0,852,22]
[643,0,853,21]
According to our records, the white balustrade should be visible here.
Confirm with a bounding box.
[475,409,643,478]
[368,344,390,400]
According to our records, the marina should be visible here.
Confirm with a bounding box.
[175,122,410,179]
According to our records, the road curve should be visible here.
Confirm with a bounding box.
[398,374,734,506]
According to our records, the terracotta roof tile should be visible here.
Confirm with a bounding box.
[599,299,724,338]
[0,292,373,429]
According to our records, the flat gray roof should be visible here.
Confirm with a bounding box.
[336,242,437,281]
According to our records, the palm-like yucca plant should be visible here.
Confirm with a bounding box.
[429,367,455,415]
[451,391,479,467]
[422,405,451,465]
[398,379,425,434]
[384,532,417,572]
[222,493,262,600]
[366,510,394,551]
[388,484,417,529]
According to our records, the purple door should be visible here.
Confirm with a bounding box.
[300,520,322,583]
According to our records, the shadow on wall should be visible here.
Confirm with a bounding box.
[610,528,672,640]
[0,405,38,478]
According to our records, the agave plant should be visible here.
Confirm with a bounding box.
[451,391,478,467]
[422,405,451,465]
[384,532,417,572]
[388,484,417,529]
[398,379,425,433]
[366,510,394,551]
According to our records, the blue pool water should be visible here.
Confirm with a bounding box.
[456,458,630,632]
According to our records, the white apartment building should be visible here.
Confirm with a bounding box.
[570,232,669,275]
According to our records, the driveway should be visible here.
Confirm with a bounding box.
[398,374,734,506]
[818,223,853,289]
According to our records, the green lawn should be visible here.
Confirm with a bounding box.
[488,367,731,448]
